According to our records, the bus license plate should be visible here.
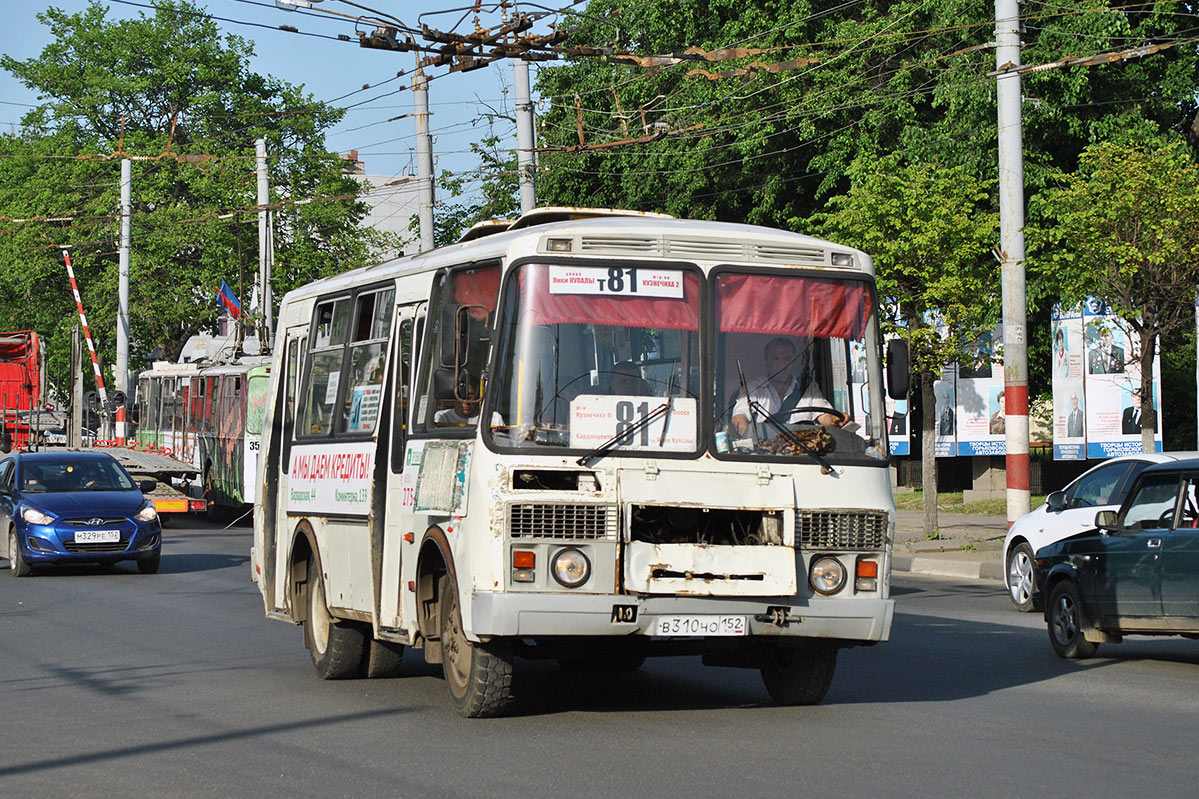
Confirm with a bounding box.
[652,615,747,637]
[75,530,121,544]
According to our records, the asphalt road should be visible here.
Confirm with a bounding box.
[2,518,1197,798]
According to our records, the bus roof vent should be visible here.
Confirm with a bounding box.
[579,235,659,254]
[509,206,674,230]
[752,243,827,265]
[665,238,746,259]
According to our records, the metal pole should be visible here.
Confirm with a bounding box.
[1194,290,1198,448]
[513,57,536,214]
[413,66,435,252]
[996,0,1030,525]
[116,158,131,445]
[256,138,273,344]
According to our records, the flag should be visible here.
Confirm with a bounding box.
[217,279,241,320]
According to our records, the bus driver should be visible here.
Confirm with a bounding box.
[732,337,844,435]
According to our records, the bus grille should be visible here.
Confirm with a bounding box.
[508,503,616,540]
[796,510,888,550]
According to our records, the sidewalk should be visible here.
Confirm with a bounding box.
[891,509,1008,581]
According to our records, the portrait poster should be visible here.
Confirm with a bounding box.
[1080,299,1162,457]
[956,325,1005,456]
[933,370,956,457]
[1051,305,1086,461]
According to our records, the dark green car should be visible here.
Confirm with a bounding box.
[1035,459,1199,658]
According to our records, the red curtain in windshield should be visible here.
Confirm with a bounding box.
[453,265,501,312]
[717,273,873,340]
[520,265,699,330]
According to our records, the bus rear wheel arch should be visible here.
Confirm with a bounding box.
[290,524,365,679]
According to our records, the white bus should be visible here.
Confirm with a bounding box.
[252,208,908,717]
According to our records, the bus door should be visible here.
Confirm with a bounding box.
[379,302,424,630]
[264,323,308,612]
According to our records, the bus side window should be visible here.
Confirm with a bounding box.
[390,317,414,473]
[338,287,394,435]
[300,297,351,437]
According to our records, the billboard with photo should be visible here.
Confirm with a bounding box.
[1051,305,1086,460]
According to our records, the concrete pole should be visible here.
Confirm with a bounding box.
[116,158,131,445]
[414,67,435,252]
[996,0,1030,525]
[256,138,273,343]
[513,57,536,214]
[1194,290,1198,448]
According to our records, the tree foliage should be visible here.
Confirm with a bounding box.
[1028,136,1199,450]
[0,1,399,394]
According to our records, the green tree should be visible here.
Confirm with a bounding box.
[809,155,999,537]
[0,1,398,395]
[1028,136,1199,453]
[421,134,520,247]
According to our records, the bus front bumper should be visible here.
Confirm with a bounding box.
[469,592,894,643]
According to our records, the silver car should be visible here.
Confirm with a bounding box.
[1003,452,1199,611]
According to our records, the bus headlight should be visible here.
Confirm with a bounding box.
[550,548,590,588]
[809,556,846,595]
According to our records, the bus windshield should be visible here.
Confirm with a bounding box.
[713,270,885,463]
[490,262,701,453]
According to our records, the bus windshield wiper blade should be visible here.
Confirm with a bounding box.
[752,403,836,475]
[576,402,669,466]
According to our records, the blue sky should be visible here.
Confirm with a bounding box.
[1,1,530,194]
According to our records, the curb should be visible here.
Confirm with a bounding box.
[893,554,1004,581]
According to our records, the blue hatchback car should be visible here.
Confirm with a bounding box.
[0,451,162,576]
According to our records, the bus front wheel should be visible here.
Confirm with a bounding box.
[304,557,365,679]
[759,642,837,705]
[439,574,513,717]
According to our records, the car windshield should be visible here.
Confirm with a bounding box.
[21,460,135,493]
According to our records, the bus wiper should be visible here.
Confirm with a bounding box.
[735,360,834,475]
[657,370,677,447]
[576,401,670,466]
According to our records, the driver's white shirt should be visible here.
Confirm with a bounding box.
[733,377,833,425]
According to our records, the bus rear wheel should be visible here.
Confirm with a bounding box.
[439,574,513,717]
[760,642,837,705]
[304,557,365,679]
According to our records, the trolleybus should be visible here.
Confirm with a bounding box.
[252,208,908,716]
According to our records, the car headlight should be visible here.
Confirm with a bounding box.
[22,508,54,526]
[550,548,591,588]
[809,556,847,595]
[134,503,159,523]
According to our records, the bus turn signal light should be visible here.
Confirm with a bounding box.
[512,550,536,583]
[855,559,879,592]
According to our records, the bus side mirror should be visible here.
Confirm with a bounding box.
[1095,509,1120,532]
[886,339,910,400]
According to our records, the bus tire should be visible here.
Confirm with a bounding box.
[304,557,366,679]
[439,574,513,717]
[361,637,405,678]
[760,642,837,706]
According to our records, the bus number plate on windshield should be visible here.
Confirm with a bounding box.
[652,615,747,637]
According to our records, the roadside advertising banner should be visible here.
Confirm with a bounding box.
[955,326,1006,456]
[1051,304,1086,461]
[933,366,956,457]
[1080,299,1162,457]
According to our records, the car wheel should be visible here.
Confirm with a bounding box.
[760,642,837,705]
[303,556,365,679]
[1047,581,1099,659]
[439,574,513,717]
[8,529,32,578]
[137,551,161,574]
[1006,542,1036,612]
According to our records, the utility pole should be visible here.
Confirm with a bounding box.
[996,0,1030,525]
[116,157,131,445]
[513,57,536,214]
[414,65,435,252]
[256,137,274,346]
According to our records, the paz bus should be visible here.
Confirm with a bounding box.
[134,355,271,515]
[252,208,908,717]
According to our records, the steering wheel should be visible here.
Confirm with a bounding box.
[1157,508,1176,528]
[787,405,849,426]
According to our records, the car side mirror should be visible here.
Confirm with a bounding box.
[1095,509,1120,532]
[1046,491,1067,512]
[139,480,157,494]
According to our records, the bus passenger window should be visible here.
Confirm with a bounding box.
[338,287,394,434]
